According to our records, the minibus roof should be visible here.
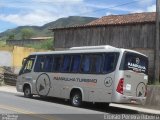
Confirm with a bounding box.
[30,45,147,57]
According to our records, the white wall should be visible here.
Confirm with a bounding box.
[0,51,12,67]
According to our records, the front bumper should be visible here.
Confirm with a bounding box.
[16,82,23,92]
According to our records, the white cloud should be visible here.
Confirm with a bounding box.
[85,1,156,14]
[86,3,143,13]
[33,0,83,2]
[31,0,84,5]
[0,0,83,9]
[0,0,91,26]
[0,1,91,26]
[138,0,153,6]
[147,4,156,12]
[0,10,57,26]
[0,0,156,30]
[131,9,144,13]
[106,12,112,16]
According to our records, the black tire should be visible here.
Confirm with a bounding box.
[71,92,82,107]
[24,86,32,98]
[39,95,45,99]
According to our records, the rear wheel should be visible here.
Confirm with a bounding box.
[71,92,82,107]
[24,86,32,98]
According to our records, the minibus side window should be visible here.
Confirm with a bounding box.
[52,55,63,72]
[44,56,53,72]
[34,55,53,72]
[81,55,90,73]
[34,56,45,72]
[80,54,103,74]
[61,55,71,72]
[102,53,118,73]
[70,55,81,73]
[90,54,103,73]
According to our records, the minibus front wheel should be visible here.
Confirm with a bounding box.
[23,84,33,98]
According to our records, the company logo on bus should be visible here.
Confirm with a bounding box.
[36,73,51,96]
[136,82,146,97]
[104,77,112,87]
[127,58,146,73]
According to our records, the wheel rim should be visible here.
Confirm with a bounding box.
[25,88,30,96]
[73,95,80,105]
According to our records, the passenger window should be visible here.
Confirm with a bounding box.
[61,55,71,72]
[103,53,117,73]
[53,55,63,72]
[90,54,102,73]
[70,55,81,73]
[34,56,45,72]
[44,56,53,72]
[34,55,53,72]
[81,55,90,73]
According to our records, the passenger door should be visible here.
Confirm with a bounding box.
[33,55,53,96]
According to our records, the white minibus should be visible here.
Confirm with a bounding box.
[16,45,148,107]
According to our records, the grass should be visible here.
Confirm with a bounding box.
[0,41,6,47]
[148,79,160,85]
[26,39,53,50]
[153,81,160,85]
[0,39,53,50]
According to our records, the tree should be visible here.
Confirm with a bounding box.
[7,33,15,40]
[21,28,34,40]
[27,38,54,50]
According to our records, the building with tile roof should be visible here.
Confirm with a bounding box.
[51,12,157,80]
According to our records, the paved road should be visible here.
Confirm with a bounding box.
[0,91,144,120]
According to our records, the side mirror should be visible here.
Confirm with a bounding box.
[22,58,26,65]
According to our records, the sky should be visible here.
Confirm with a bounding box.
[0,0,156,33]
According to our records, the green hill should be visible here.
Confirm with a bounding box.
[0,16,97,40]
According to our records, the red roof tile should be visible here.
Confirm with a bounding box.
[87,12,155,25]
[51,12,156,30]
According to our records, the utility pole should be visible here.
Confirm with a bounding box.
[155,0,160,84]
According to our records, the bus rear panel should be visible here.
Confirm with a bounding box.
[113,51,148,105]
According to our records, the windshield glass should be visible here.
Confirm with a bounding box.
[120,52,148,75]
[19,55,35,75]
